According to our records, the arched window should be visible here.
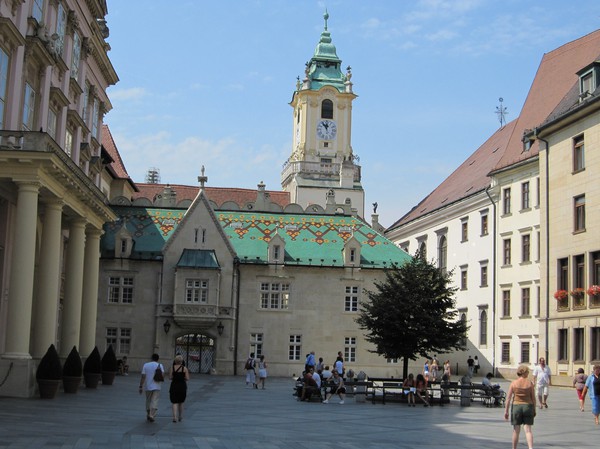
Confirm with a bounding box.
[480,310,487,346]
[321,99,333,119]
[438,235,447,273]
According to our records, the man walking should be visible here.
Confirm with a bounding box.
[139,353,164,422]
[533,357,552,408]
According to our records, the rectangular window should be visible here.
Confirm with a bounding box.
[119,328,131,354]
[521,287,530,316]
[522,234,530,263]
[558,258,569,291]
[185,279,208,303]
[47,109,57,139]
[250,333,263,357]
[501,342,510,363]
[503,188,511,215]
[106,327,117,350]
[350,248,356,263]
[574,328,584,361]
[593,253,600,307]
[558,329,568,361]
[289,335,301,361]
[91,97,100,139]
[108,276,133,304]
[64,129,73,156]
[272,245,280,261]
[461,221,468,242]
[55,3,66,56]
[503,238,511,265]
[521,181,530,210]
[521,342,530,364]
[260,282,290,309]
[574,254,585,289]
[344,286,359,312]
[536,178,540,207]
[480,265,488,287]
[344,337,356,363]
[502,290,511,317]
[71,31,81,81]
[481,214,488,236]
[591,327,600,361]
[574,195,585,232]
[32,0,44,22]
[460,268,468,290]
[83,84,89,122]
[22,83,36,130]
[0,48,8,128]
[573,135,585,172]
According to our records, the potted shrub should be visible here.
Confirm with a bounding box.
[101,345,118,385]
[36,344,62,399]
[62,346,82,393]
[83,347,102,388]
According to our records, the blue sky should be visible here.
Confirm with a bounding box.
[104,0,600,227]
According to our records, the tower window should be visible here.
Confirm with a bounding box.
[321,99,333,119]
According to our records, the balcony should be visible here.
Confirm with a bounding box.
[281,160,361,184]
[173,304,232,330]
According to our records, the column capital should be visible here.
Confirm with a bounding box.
[14,181,41,192]
[85,227,104,238]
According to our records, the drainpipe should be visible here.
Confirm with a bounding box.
[535,130,550,364]
[233,257,241,375]
[485,186,497,376]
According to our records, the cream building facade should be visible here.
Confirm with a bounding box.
[0,0,123,397]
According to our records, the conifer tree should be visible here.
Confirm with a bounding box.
[356,250,468,379]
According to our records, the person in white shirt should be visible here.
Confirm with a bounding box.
[139,353,164,422]
[532,357,552,409]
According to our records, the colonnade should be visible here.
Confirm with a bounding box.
[3,182,102,360]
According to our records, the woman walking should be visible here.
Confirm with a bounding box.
[169,355,190,422]
[504,365,536,449]
[258,355,268,389]
[573,368,588,412]
[581,364,600,425]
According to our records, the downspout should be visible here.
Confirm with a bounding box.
[536,130,550,364]
[485,186,497,376]
[233,257,241,375]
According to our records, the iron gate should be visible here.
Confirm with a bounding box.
[175,333,215,374]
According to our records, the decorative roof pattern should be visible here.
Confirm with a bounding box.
[218,212,410,268]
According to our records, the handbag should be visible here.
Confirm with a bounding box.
[153,364,164,382]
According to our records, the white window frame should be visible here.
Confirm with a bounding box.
[289,335,301,361]
[185,279,208,303]
[0,47,8,128]
[260,282,289,309]
[344,286,359,312]
[22,83,36,130]
[250,333,263,357]
[344,337,356,363]
[108,276,134,304]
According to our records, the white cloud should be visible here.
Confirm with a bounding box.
[108,87,147,101]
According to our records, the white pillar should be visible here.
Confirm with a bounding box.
[60,218,86,356]
[32,200,63,358]
[79,228,102,355]
[3,182,40,359]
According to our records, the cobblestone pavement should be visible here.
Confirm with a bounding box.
[0,374,597,448]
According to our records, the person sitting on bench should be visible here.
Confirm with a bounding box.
[323,370,346,404]
[117,356,129,376]
[416,373,430,407]
[299,367,320,401]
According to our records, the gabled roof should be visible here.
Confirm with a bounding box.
[492,29,600,173]
[387,120,515,230]
[133,183,290,209]
[101,125,137,190]
[387,29,600,231]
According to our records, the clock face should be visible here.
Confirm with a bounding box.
[316,119,337,140]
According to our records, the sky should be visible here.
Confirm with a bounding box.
[104,0,600,227]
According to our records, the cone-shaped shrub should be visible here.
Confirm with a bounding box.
[36,344,62,380]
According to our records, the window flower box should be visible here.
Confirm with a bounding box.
[554,290,568,300]
[588,285,600,307]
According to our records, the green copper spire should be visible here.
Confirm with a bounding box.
[305,11,346,92]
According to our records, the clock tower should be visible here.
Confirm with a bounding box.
[281,12,364,217]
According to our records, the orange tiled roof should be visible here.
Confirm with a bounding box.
[133,183,291,209]
[101,124,131,180]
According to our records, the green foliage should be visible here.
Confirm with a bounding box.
[84,347,102,373]
[101,345,118,372]
[62,346,82,377]
[36,344,62,380]
[356,250,468,378]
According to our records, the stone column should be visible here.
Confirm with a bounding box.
[60,218,86,356]
[79,228,102,355]
[3,182,40,359]
[32,200,64,358]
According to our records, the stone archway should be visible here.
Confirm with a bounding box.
[175,333,215,374]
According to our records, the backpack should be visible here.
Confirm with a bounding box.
[153,364,164,382]
[245,358,254,370]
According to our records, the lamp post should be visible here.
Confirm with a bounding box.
[217,321,224,336]
[163,319,171,334]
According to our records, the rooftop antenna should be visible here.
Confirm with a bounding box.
[495,97,508,128]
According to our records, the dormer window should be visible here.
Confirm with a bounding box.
[577,61,600,101]
[273,245,280,261]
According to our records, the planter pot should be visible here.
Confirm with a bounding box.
[37,379,61,399]
[63,375,82,393]
[84,372,102,389]
[101,371,116,385]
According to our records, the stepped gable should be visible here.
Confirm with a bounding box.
[133,183,290,209]
[492,29,600,173]
[387,120,515,230]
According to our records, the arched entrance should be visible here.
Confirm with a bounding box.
[175,333,215,374]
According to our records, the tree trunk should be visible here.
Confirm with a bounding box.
[402,356,409,379]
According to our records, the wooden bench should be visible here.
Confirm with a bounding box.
[321,380,374,401]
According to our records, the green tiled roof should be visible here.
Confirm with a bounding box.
[218,212,411,269]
